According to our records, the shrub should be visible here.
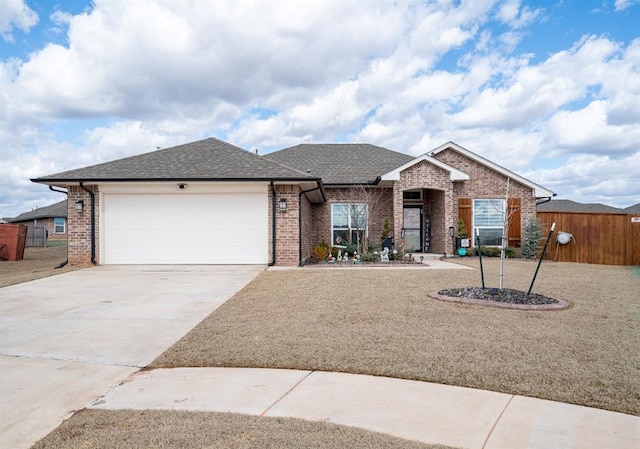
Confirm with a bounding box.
[311,241,330,262]
[390,248,404,261]
[471,246,517,257]
[522,218,544,259]
[457,218,467,237]
[361,252,376,263]
[381,218,392,238]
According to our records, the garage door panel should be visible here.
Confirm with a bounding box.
[103,192,267,264]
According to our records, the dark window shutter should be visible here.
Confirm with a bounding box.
[508,198,521,247]
[458,198,472,236]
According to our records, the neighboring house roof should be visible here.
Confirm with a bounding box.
[380,154,470,182]
[428,141,555,198]
[5,200,67,223]
[263,143,414,185]
[537,199,624,213]
[32,138,317,183]
[623,203,640,213]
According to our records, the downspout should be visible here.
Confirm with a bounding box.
[79,182,97,265]
[298,183,322,267]
[269,181,277,266]
[48,185,68,269]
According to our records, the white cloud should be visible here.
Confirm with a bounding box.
[0,0,38,42]
[614,0,640,11]
[524,152,640,208]
[1,0,639,217]
[497,0,542,29]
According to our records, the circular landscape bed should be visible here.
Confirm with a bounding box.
[430,287,570,310]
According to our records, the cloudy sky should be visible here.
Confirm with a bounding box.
[1,0,638,218]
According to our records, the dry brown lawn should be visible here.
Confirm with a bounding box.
[0,246,77,288]
[33,410,451,449]
[152,259,640,416]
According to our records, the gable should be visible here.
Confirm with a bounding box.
[429,142,555,198]
[380,154,469,182]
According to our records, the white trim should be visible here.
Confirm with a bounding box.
[380,154,469,181]
[428,141,555,198]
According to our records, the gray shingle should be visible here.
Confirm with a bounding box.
[623,203,640,213]
[33,138,315,182]
[263,143,414,184]
[537,199,624,214]
[6,200,67,222]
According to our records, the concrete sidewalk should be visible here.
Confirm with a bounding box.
[90,367,640,449]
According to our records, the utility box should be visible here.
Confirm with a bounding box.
[0,224,27,261]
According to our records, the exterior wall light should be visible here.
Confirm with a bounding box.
[279,198,287,212]
[75,200,84,213]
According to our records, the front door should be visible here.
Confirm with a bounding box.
[403,206,422,252]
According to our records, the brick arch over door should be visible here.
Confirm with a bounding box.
[394,161,455,254]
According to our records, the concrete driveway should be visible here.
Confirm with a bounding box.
[0,265,264,449]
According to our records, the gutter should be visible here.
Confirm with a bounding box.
[79,182,97,265]
[48,186,69,269]
[269,181,277,266]
[536,193,557,206]
[298,182,323,267]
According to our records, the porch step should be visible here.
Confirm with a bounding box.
[406,253,445,262]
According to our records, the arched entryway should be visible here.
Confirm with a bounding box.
[401,188,446,253]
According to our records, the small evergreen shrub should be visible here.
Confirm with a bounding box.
[522,218,544,259]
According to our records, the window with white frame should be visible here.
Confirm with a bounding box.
[473,199,505,246]
[331,203,367,245]
[54,217,65,234]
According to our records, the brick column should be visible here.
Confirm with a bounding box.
[274,185,300,266]
[67,185,99,266]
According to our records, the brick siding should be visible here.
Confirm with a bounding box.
[433,149,537,245]
[272,184,301,266]
[311,186,394,250]
[67,185,99,266]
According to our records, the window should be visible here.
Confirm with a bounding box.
[473,199,505,246]
[54,217,65,234]
[403,190,422,201]
[331,203,367,245]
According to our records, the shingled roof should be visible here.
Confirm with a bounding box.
[32,138,316,183]
[537,199,624,213]
[263,143,414,184]
[6,200,67,222]
[623,203,640,213]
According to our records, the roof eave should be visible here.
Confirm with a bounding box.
[31,176,320,184]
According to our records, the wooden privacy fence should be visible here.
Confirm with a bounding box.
[537,212,640,266]
[26,226,46,248]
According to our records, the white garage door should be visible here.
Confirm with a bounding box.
[102,186,268,264]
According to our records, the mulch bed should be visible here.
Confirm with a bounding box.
[431,287,570,310]
[304,259,424,268]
